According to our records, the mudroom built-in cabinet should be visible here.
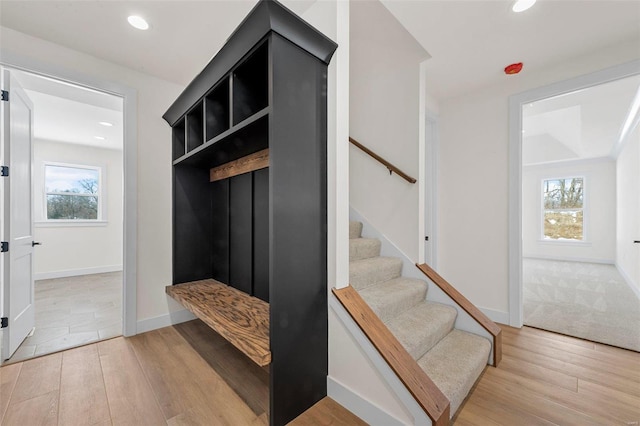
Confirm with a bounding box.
[162,1,337,425]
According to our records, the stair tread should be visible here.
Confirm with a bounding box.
[349,221,363,239]
[349,238,382,261]
[349,257,403,290]
[165,279,270,366]
[418,329,491,418]
[386,301,457,360]
[358,277,428,323]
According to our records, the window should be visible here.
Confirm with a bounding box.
[45,163,101,220]
[542,177,584,241]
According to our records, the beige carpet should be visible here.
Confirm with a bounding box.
[523,258,640,352]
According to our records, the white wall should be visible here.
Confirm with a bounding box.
[522,158,616,263]
[304,2,416,423]
[616,124,640,292]
[350,0,429,262]
[438,40,640,315]
[0,26,186,326]
[33,139,123,279]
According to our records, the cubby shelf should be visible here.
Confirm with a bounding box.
[172,106,270,168]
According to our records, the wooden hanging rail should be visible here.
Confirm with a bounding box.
[332,286,450,425]
[210,149,269,182]
[349,137,416,184]
[416,263,502,367]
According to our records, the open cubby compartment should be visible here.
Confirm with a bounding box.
[205,77,230,141]
[176,112,269,169]
[233,42,269,125]
[186,102,205,152]
[172,117,186,161]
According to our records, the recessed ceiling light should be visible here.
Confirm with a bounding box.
[128,15,149,30]
[94,136,106,140]
[512,0,536,12]
[99,121,113,127]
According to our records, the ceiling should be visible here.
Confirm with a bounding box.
[12,70,124,150]
[1,0,638,147]
[0,1,315,88]
[381,0,640,100]
[1,1,638,100]
[522,73,640,165]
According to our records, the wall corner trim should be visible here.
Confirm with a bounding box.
[327,377,405,426]
[479,307,509,325]
[136,309,196,335]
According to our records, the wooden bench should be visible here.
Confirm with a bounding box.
[166,279,271,366]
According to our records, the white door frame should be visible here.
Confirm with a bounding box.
[418,59,439,267]
[422,111,438,268]
[507,59,640,327]
[0,53,138,337]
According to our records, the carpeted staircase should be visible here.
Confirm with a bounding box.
[349,221,491,418]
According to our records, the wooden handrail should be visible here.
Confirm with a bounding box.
[332,286,450,425]
[416,263,502,367]
[349,137,417,184]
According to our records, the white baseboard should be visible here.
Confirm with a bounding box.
[35,265,123,281]
[523,255,614,265]
[136,309,197,334]
[616,263,640,300]
[327,377,405,426]
[480,307,509,325]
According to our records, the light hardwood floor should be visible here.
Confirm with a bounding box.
[455,324,640,425]
[1,321,637,425]
[8,272,122,363]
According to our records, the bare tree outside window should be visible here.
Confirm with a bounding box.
[45,165,100,220]
[543,177,584,240]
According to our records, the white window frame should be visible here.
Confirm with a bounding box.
[40,161,106,226]
[540,175,587,244]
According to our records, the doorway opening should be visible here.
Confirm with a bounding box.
[509,61,640,351]
[3,69,125,363]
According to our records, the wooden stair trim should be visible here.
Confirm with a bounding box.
[416,263,503,366]
[332,286,450,425]
[165,279,271,366]
[209,149,269,182]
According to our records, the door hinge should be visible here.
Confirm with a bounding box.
[0,242,7,252]
[1,166,8,177]
[1,317,7,328]
[1,90,8,102]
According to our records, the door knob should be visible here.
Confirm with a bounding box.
[634,241,640,244]
[32,241,41,247]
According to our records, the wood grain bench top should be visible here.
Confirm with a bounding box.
[166,279,271,366]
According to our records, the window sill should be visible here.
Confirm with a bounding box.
[36,220,108,228]
[537,239,591,247]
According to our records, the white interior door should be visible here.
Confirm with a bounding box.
[1,69,35,361]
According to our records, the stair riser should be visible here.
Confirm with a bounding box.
[388,303,457,360]
[350,261,402,290]
[349,239,382,261]
[359,279,428,324]
[349,221,363,239]
[418,330,491,418]
[376,288,426,323]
